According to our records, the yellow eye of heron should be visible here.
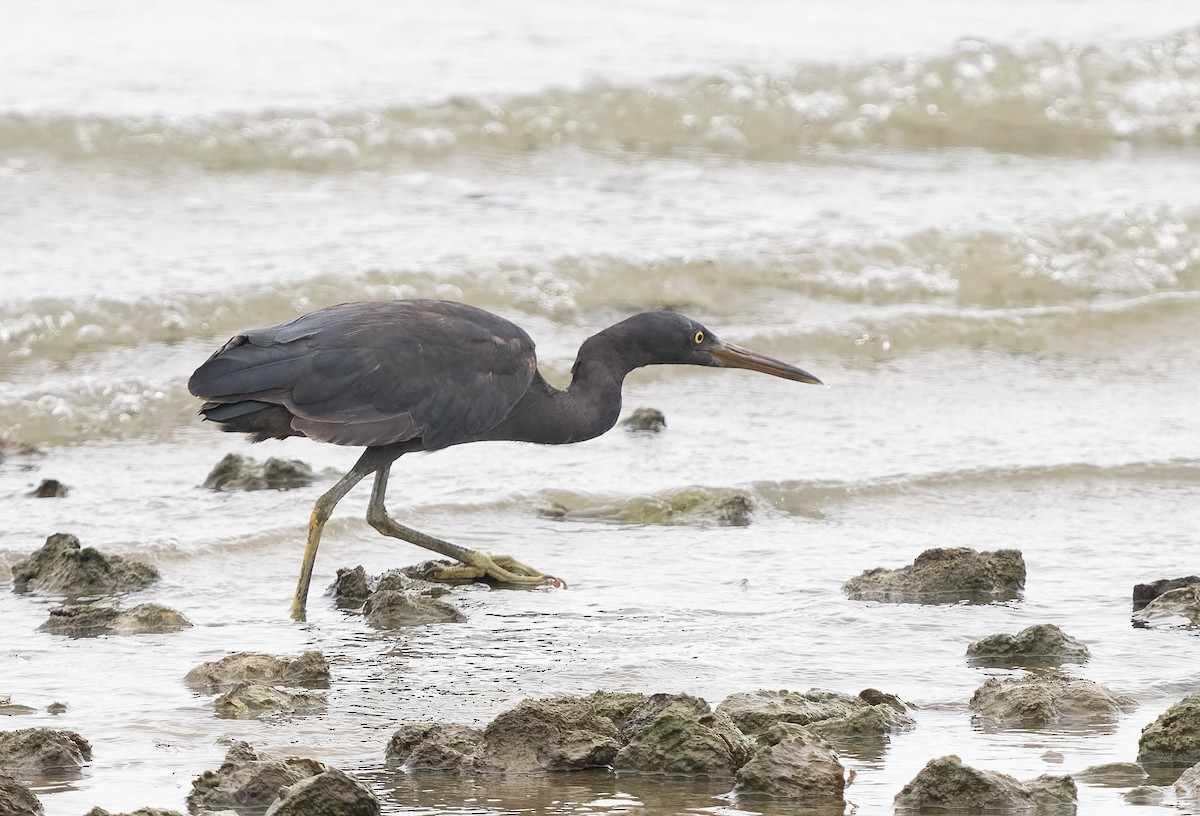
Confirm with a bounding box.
[693,330,704,344]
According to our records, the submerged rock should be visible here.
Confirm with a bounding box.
[473,692,643,773]
[734,726,845,801]
[622,407,666,432]
[187,742,325,812]
[1073,762,1147,787]
[1137,691,1200,770]
[613,693,750,777]
[1132,583,1200,630]
[1133,576,1200,611]
[37,603,191,638]
[1175,761,1200,804]
[0,728,92,775]
[843,547,1025,603]
[0,773,42,815]
[202,453,316,491]
[363,589,465,628]
[11,533,158,597]
[331,566,450,609]
[894,755,1075,813]
[969,675,1133,728]
[30,479,68,498]
[385,723,483,771]
[213,683,326,720]
[184,651,331,693]
[83,808,183,816]
[966,624,1090,667]
[264,766,380,816]
[1122,785,1165,805]
[0,700,35,717]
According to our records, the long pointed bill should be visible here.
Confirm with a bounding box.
[711,342,823,385]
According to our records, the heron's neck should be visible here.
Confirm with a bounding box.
[481,330,646,445]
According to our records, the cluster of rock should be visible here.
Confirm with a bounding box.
[387,687,914,804]
[10,533,190,638]
[184,651,331,719]
[331,565,466,628]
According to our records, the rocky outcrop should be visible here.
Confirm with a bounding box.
[969,675,1133,728]
[966,624,1090,667]
[612,694,750,776]
[733,725,845,801]
[473,692,644,773]
[843,547,1025,603]
[213,683,327,719]
[263,767,380,816]
[363,589,466,628]
[385,723,483,771]
[1132,583,1200,630]
[1133,576,1200,611]
[184,651,331,693]
[0,728,92,775]
[0,773,42,815]
[715,688,913,758]
[187,742,325,812]
[37,603,190,637]
[894,755,1075,813]
[202,453,316,491]
[1137,691,1200,770]
[10,534,158,597]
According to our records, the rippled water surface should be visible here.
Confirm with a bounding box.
[2,2,1200,814]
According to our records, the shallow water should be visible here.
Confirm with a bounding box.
[2,2,1200,814]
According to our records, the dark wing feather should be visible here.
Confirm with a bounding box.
[188,300,538,449]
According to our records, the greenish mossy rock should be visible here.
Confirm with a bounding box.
[385,723,483,771]
[844,547,1025,603]
[264,766,380,816]
[0,728,92,775]
[613,693,750,777]
[38,603,191,638]
[1137,692,1200,770]
[202,453,316,491]
[184,651,331,693]
[969,675,1133,728]
[967,624,1090,667]
[187,742,325,812]
[11,533,158,597]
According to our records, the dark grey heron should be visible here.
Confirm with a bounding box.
[188,299,822,619]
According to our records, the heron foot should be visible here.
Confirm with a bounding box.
[434,552,566,588]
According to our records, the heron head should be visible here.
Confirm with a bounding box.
[614,311,823,384]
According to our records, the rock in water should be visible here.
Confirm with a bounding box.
[734,727,846,801]
[622,407,666,432]
[1137,691,1200,770]
[843,547,1025,603]
[38,603,191,637]
[1132,584,1200,630]
[1073,762,1147,787]
[0,773,43,815]
[966,624,1090,667]
[213,683,327,720]
[30,479,68,498]
[613,693,750,777]
[187,743,325,812]
[894,755,1075,812]
[83,808,183,816]
[0,728,92,775]
[969,675,1133,728]
[385,723,483,771]
[1175,761,1200,805]
[11,533,158,597]
[362,590,465,628]
[264,767,380,816]
[184,652,331,693]
[1132,576,1200,611]
[202,453,316,491]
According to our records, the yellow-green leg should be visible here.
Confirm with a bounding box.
[291,465,370,621]
[365,467,564,587]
